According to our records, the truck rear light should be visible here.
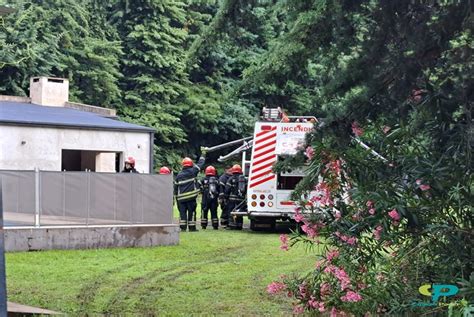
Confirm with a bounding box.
[260,194,265,200]
[268,201,274,207]
[251,194,257,200]
[268,194,274,200]
[251,201,257,207]
[259,202,265,207]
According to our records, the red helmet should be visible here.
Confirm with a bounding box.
[159,166,171,174]
[125,156,135,167]
[182,157,193,167]
[232,164,242,174]
[205,166,217,176]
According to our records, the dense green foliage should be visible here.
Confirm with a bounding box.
[0,0,267,168]
[252,1,472,316]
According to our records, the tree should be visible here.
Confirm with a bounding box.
[0,0,122,107]
[256,1,473,315]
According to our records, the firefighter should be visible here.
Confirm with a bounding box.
[122,157,139,173]
[159,166,171,174]
[199,166,220,230]
[218,166,233,227]
[174,151,206,232]
[225,164,247,230]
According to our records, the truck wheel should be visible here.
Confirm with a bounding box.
[250,218,276,231]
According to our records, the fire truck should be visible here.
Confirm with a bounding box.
[204,107,317,230]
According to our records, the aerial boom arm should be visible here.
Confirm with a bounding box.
[218,140,253,162]
[201,136,253,153]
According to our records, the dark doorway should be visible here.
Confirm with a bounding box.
[61,150,96,171]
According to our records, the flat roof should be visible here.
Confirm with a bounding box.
[0,101,155,133]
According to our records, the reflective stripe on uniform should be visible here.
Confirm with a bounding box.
[176,189,200,201]
[175,178,196,185]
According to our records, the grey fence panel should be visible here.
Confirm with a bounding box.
[89,173,117,224]
[2,170,174,226]
[142,174,173,224]
[114,173,134,223]
[131,174,144,223]
[0,171,35,226]
[40,172,64,221]
[64,173,88,224]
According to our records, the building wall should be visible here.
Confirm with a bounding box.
[0,125,151,173]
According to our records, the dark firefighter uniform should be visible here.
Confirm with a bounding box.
[218,169,232,227]
[225,164,247,230]
[199,166,219,230]
[174,155,206,231]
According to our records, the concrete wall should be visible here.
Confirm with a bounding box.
[0,125,151,173]
[4,225,179,251]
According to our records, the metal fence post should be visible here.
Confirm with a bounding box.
[0,177,8,315]
[86,171,90,226]
[35,168,40,227]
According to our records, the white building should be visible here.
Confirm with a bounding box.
[0,77,154,173]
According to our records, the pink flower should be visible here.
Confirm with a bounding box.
[326,249,340,262]
[334,267,351,290]
[301,223,318,239]
[388,209,401,221]
[382,125,391,134]
[267,281,286,294]
[315,259,325,269]
[318,302,326,312]
[328,159,342,175]
[341,290,363,302]
[368,208,376,215]
[279,234,289,251]
[411,89,424,103]
[346,237,358,245]
[373,225,383,240]
[293,305,304,314]
[351,121,364,137]
[366,200,374,208]
[305,146,315,160]
[308,296,319,309]
[311,182,333,207]
[320,282,331,296]
[331,307,348,317]
[420,184,431,191]
[416,179,431,191]
[293,209,305,223]
[334,210,341,220]
[299,283,308,298]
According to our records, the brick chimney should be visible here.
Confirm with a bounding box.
[29,76,69,107]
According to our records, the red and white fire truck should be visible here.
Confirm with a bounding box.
[205,107,317,230]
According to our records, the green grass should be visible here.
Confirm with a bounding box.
[6,228,318,315]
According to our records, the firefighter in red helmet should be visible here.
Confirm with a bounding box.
[122,156,139,173]
[225,164,247,230]
[199,165,220,230]
[174,150,206,231]
[159,166,171,175]
[218,166,233,227]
